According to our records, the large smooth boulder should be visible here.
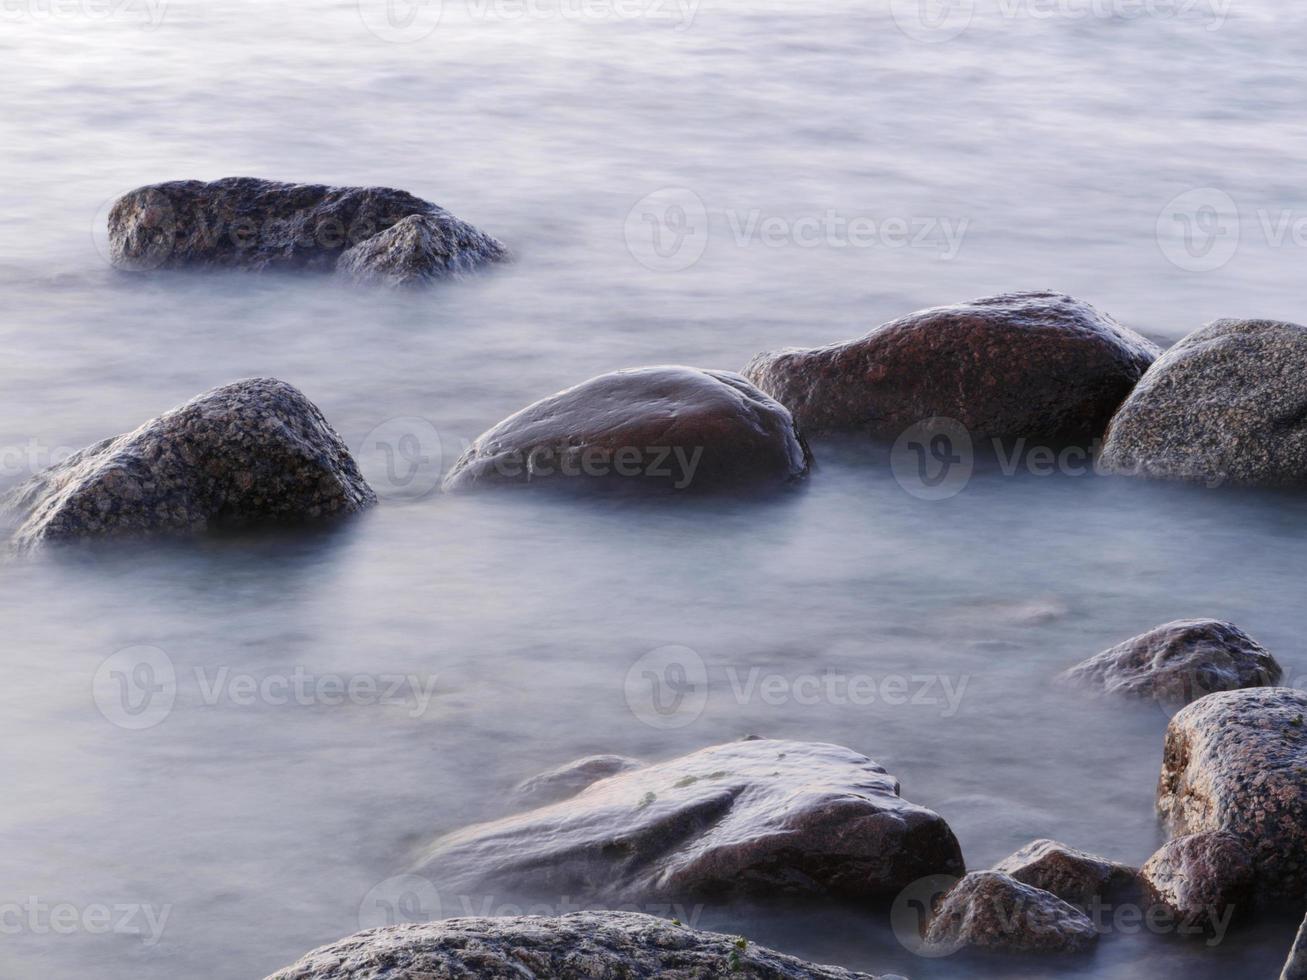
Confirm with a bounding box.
[263,912,894,980]
[417,738,964,902]
[1057,619,1282,706]
[992,839,1135,907]
[1140,831,1254,932]
[1157,688,1307,903]
[742,291,1159,441]
[922,871,1097,954]
[4,378,375,552]
[442,367,811,492]
[1100,318,1307,487]
[108,177,504,282]
[513,755,644,807]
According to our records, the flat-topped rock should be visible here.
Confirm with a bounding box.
[1101,318,1307,487]
[263,912,896,980]
[3,378,375,552]
[442,366,811,492]
[1140,831,1254,932]
[922,871,1098,954]
[418,738,964,902]
[108,177,503,283]
[743,291,1158,441]
[1057,619,1282,707]
[992,839,1136,907]
[1157,688,1307,903]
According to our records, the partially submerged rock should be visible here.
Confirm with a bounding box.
[513,755,644,807]
[1100,318,1307,487]
[263,912,893,980]
[1157,688,1307,903]
[1140,831,1254,932]
[4,378,375,552]
[418,738,964,902]
[992,839,1136,907]
[108,177,503,283]
[743,291,1158,441]
[922,871,1098,954]
[1057,619,1282,707]
[442,366,811,493]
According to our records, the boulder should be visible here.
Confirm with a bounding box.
[922,871,1097,954]
[1140,831,1254,932]
[1157,688,1307,903]
[108,177,503,282]
[442,366,811,492]
[1283,912,1307,980]
[263,912,896,980]
[4,378,375,552]
[1100,318,1307,487]
[1056,619,1282,706]
[417,738,964,902]
[992,839,1136,907]
[742,291,1158,441]
[514,755,644,807]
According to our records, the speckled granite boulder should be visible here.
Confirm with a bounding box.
[1140,831,1254,931]
[108,177,503,282]
[263,912,894,980]
[1158,688,1307,903]
[4,378,375,552]
[742,291,1159,441]
[442,366,811,492]
[1282,913,1307,980]
[335,212,506,286]
[922,871,1098,954]
[1101,319,1307,486]
[418,738,964,902]
[992,839,1136,907]
[514,755,644,807]
[1057,619,1282,706]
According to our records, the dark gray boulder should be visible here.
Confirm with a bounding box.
[1100,318,1307,487]
[263,912,896,980]
[417,738,964,902]
[4,378,375,552]
[1140,831,1254,932]
[1157,688,1307,903]
[442,366,811,493]
[742,291,1159,441]
[108,177,503,283]
[922,871,1098,954]
[513,755,645,807]
[991,839,1136,907]
[1057,619,1282,707]
[1283,912,1307,980]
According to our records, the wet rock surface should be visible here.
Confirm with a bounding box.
[4,378,375,552]
[442,366,811,492]
[1057,619,1282,706]
[742,290,1158,441]
[418,738,964,902]
[513,755,644,807]
[1100,318,1307,487]
[108,177,503,281]
[1283,912,1307,980]
[992,839,1136,907]
[263,912,892,980]
[1140,831,1254,930]
[922,871,1098,954]
[1157,688,1307,903]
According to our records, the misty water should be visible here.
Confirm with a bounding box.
[3,0,1306,977]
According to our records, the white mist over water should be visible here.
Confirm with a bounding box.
[2,1,1307,977]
